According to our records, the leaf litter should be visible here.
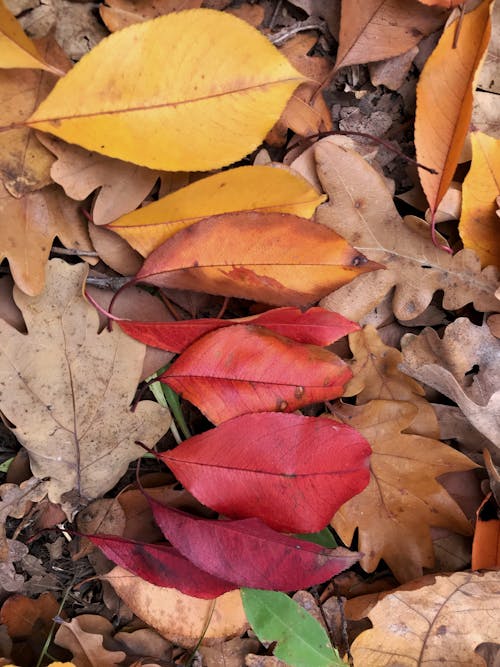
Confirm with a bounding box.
[0,1,498,665]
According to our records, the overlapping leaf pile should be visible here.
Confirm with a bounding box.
[0,0,499,665]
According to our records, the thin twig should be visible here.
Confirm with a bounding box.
[268,0,283,30]
[85,275,131,290]
[269,17,326,45]
[51,247,99,257]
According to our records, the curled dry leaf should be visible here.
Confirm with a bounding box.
[401,318,500,448]
[160,325,353,424]
[100,0,202,32]
[314,141,500,320]
[54,615,126,667]
[328,400,476,582]
[107,165,326,257]
[0,478,48,561]
[27,10,306,171]
[460,132,500,268]
[103,566,248,648]
[160,412,371,532]
[415,0,493,218]
[0,260,171,516]
[350,571,500,666]
[135,211,381,307]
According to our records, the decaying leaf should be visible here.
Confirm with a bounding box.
[329,400,476,582]
[0,478,48,561]
[351,571,500,666]
[401,318,500,448]
[135,211,380,307]
[0,260,171,516]
[27,9,306,170]
[103,567,248,648]
[314,140,500,320]
[107,165,326,257]
[415,0,493,219]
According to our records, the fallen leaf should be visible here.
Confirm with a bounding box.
[368,47,419,91]
[477,0,500,93]
[159,412,371,532]
[160,326,353,424]
[107,165,325,256]
[432,404,496,465]
[460,132,500,268]
[314,140,500,320]
[344,325,440,439]
[147,494,361,590]
[0,478,48,560]
[472,493,500,569]
[335,0,445,71]
[100,0,202,32]
[27,9,306,170]
[0,539,28,595]
[328,400,476,582]
[0,260,171,515]
[417,0,462,6]
[415,0,493,219]
[401,318,500,448]
[54,615,126,667]
[103,567,248,648]
[88,223,143,275]
[199,637,260,667]
[0,184,94,295]
[135,211,380,307]
[113,627,172,665]
[117,306,359,354]
[350,571,500,666]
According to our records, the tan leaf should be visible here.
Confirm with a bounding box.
[103,567,248,648]
[199,637,260,667]
[401,317,500,448]
[344,325,439,439]
[329,400,476,582]
[0,478,48,560]
[314,140,500,320]
[100,0,202,32]
[351,571,500,666]
[477,0,500,93]
[55,615,126,667]
[0,260,171,516]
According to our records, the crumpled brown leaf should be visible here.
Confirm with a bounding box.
[350,571,500,666]
[0,260,171,517]
[328,400,476,582]
[401,318,500,450]
[55,615,126,667]
[0,478,48,561]
[314,141,500,320]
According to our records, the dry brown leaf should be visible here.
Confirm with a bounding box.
[0,277,24,332]
[344,325,440,439]
[0,184,95,295]
[114,628,172,665]
[0,34,69,198]
[368,46,419,91]
[401,318,500,450]
[88,223,142,276]
[0,478,48,561]
[0,539,28,596]
[314,140,500,320]
[103,566,248,648]
[200,637,260,667]
[55,615,126,667]
[350,571,500,666]
[329,400,476,582]
[433,404,496,465]
[100,0,202,32]
[0,260,171,516]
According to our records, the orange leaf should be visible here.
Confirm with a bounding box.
[472,493,500,570]
[135,211,382,306]
[460,131,500,268]
[415,0,493,218]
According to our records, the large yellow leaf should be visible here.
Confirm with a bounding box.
[415,0,493,219]
[460,131,500,268]
[108,166,326,256]
[26,9,306,171]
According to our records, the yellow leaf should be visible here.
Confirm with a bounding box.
[460,131,500,268]
[0,0,60,72]
[108,165,326,256]
[27,9,306,171]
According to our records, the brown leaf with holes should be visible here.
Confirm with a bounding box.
[314,140,500,320]
[329,400,476,582]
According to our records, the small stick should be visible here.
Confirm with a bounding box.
[51,247,99,257]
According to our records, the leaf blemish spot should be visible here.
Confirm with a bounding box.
[351,255,367,267]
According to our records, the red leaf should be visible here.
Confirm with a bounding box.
[161,413,371,532]
[160,325,352,423]
[86,533,236,599]
[118,307,359,354]
[147,496,361,590]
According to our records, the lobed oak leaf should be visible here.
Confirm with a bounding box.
[415,0,493,219]
[100,0,202,32]
[328,400,476,582]
[54,616,126,667]
[460,132,500,268]
[350,571,500,666]
[160,412,371,532]
[107,165,326,257]
[314,141,500,320]
[160,325,353,424]
[26,9,307,171]
[0,260,171,516]
[135,211,381,306]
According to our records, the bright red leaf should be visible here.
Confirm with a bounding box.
[160,412,371,533]
[118,306,359,354]
[160,325,352,424]
[147,495,361,591]
[87,533,236,599]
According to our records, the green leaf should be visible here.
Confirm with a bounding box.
[295,527,338,548]
[0,457,13,473]
[241,588,343,667]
